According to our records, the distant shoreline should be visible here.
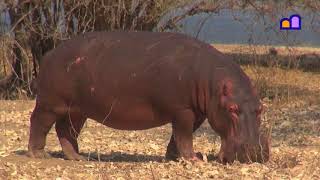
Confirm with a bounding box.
[212,43,320,55]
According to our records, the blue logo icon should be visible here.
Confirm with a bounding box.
[280,14,302,30]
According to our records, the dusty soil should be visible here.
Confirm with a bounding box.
[0,67,319,179]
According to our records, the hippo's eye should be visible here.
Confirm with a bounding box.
[228,104,239,114]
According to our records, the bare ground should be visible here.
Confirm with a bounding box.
[0,67,320,179]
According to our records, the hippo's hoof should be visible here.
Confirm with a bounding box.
[27,149,51,159]
[187,152,204,162]
[195,152,204,161]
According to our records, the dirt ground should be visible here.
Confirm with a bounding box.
[0,67,320,179]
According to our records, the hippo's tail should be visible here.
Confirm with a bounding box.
[29,60,39,96]
[30,78,38,95]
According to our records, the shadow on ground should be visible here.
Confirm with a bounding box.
[14,150,220,163]
[14,150,164,162]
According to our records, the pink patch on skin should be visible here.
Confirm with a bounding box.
[75,57,84,64]
[67,57,86,72]
[90,87,95,93]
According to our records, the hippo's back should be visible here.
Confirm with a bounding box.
[39,31,213,79]
[36,31,220,120]
[41,31,211,66]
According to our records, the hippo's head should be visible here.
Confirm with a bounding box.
[208,79,270,164]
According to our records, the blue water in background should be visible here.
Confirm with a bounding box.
[179,9,320,47]
[1,7,320,47]
[0,8,10,33]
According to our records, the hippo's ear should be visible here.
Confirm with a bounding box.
[220,80,233,97]
[219,80,233,106]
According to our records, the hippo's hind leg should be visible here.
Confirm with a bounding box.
[55,111,86,161]
[27,104,61,158]
[166,115,205,161]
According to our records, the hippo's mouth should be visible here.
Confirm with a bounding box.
[237,136,270,163]
[218,135,270,164]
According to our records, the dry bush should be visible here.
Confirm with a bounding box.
[0,0,217,99]
[0,39,10,80]
[0,35,33,100]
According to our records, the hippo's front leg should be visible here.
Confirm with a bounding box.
[166,116,205,160]
[168,109,200,161]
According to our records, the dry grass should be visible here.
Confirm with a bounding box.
[214,44,320,56]
[244,66,320,105]
[0,37,12,80]
[0,93,319,179]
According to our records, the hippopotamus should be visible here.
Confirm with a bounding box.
[27,31,270,163]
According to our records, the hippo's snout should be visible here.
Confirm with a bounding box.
[237,135,270,163]
[219,134,270,164]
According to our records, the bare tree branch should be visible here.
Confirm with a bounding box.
[155,0,222,32]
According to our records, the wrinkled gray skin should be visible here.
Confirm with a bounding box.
[27,31,270,163]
